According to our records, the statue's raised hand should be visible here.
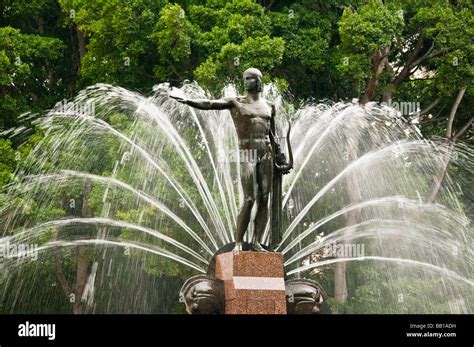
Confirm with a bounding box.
[169,94,187,104]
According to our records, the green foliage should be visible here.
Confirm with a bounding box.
[0,26,64,128]
[58,0,168,88]
[339,0,403,53]
[189,0,284,92]
[195,35,285,91]
[150,3,194,81]
[326,261,473,314]
[0,139,16,187]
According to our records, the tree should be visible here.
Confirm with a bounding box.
[57,0,168,90]
[334,0,473,303]
[0,26,65,129]
[150,3,193,82]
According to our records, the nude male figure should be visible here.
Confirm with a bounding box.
[171,68,275,251]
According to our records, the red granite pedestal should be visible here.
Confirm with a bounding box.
[215,251,287,314]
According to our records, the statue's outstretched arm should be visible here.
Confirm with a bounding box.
[170,95,234,110]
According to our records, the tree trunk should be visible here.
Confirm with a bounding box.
[425,88,466,203]
[36,16,45,34]
[81,180,92,217]
[54,181,93,314]
[73,246,89,314]
[425,142,454,204]
[76,27,86,62]
[264,0,279,12]
[362,49,388,104]
[54,194,71,300]
[334,132,362,303]
[72,180,93,314]
[334,256,348,302]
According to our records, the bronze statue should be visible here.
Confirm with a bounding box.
[174,70,328,315]
[171,68,292,252]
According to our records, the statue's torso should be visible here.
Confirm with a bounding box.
[230,97,272,150]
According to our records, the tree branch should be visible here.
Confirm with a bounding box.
[362,48,389,104]
[425,88,466,203]
[410,96,441,116]
[453,115,473,142]
[447,87,466,139]
[425,142,454,204]
[392,35,424,87]
[264,0,278,12]
[409,47,452,70]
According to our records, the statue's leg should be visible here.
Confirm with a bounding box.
[234,161,255,251]
[254,146,273,248]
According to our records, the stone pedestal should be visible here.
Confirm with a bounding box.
[215,251,286,314]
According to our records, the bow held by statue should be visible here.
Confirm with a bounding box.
[270,122,293,175]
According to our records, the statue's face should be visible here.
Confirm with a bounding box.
[243,73,259,91]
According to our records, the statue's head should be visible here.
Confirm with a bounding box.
[243,68,263,92]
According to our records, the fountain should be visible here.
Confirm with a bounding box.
[0,74,472,314]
